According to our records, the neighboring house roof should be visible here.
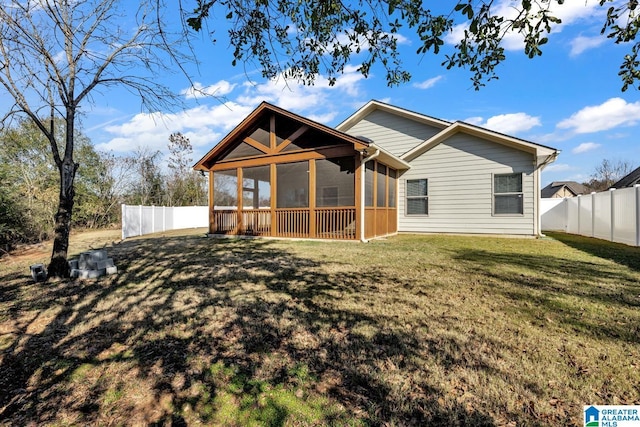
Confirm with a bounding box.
[541,181,590,198]
[193,101,410,171]
[610,166,640,189]
[337,100,559,168]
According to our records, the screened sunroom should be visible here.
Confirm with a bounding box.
[193,102,409,241]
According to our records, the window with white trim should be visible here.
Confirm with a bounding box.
[406,179,428,215]
[494,173,523,215]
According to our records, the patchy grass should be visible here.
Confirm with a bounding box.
[1,229,639,426]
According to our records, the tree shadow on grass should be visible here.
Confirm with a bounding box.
[545,231,640,272]
[451,246,640,343]
[1,234,520,426]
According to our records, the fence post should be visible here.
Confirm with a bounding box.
[591,192,596,238]
[636,184,640,247]
[139,205,142,237]
[609,188,615,243]
[577,195,581,235]
[163,206,166,232]
[121,204,125,240]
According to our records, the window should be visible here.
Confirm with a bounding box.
[494,173,523,215]
[406,179,428,215]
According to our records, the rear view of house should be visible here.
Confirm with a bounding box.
[194,100,559,240]
[337,101,559,236]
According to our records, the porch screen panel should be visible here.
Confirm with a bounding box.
[315,157,355,207]
[377,164,387,207]
[388,169,397,208]
[365,162,374,207]
[247,117,271,148]
[277,161,309,208]
[242,165,271,209]
[215,169,238,208]
[223,142,264,159]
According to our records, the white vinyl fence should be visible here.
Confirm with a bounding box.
[121,204,208,239]
[541,185,640,246]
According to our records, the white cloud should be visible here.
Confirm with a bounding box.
[446,0,604,51]
[96,67,367,155]
[462,116,484,126]
[572,142,601,154]
[569,35,606,57]
[557,97,640,134]
[96,102,254,153]
[545,163,574,172]
[465,112,541,135]
[413,76,443,89]
[307,112,338,124]
[181,80,236,99]
[237,65,365,110]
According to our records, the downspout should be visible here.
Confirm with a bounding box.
[360,147,380,242]
[535,151,560,237]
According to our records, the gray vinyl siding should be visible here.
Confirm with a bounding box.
[399,133,537,235]
[344,110,443,157]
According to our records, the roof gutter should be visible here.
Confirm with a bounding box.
[360,147,380,243]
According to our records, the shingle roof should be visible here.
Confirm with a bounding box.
[541,181,589,198]
[610,166,640,189]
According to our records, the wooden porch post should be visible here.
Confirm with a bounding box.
[270,163,277,237]
[372,160,377,238]
[237,167,243,234]
[269,114,276,151]
[209,170,215,234]
[354,154,362,241]
[309,159,316,238]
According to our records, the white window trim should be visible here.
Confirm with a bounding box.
[492,172,524,216]
[405,178,429,216]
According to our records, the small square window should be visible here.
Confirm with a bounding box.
[494,173,523,215]
[406,179,428,215]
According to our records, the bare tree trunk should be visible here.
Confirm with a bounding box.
[48,158,78,278]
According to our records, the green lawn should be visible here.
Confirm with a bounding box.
[1,229,639,426]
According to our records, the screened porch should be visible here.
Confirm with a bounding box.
[195,102,404,241]
[211,156,359,239]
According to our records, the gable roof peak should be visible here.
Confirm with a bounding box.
[335,99,451,132]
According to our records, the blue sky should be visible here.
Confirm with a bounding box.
[77,0,640,186]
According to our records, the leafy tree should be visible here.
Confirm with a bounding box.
[0,0,187,277]
[73,148,129,229]
[125,147,167,206]
[0,167,24,253]
[186,0,640,90]
[0,119,117,244]
[166,133,207,206]
[584,158,636,192]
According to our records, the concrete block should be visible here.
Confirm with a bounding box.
[77,269,105,279]
[106,266,118,275]
[68,259,78,270]
[78,250,109,270]
[70,268,80,278]
[96,258,115,270]
[30,264,47,282]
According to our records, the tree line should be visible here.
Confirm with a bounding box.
[0,122,206,252]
